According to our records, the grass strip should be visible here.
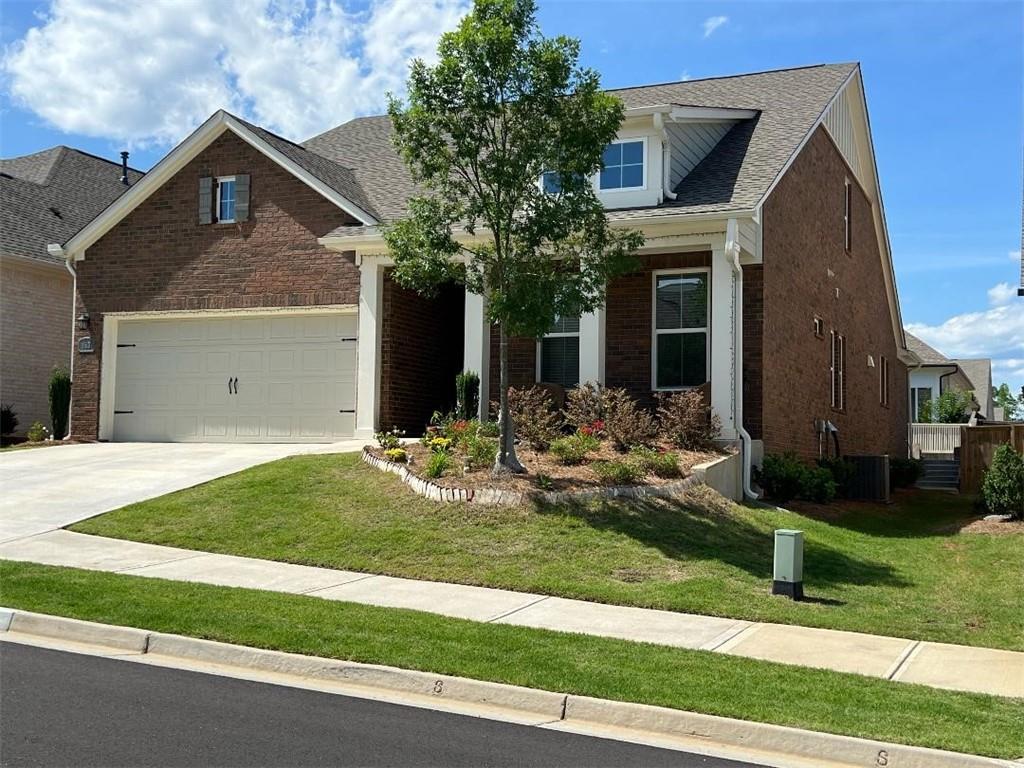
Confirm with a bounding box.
[1,560,1020,759]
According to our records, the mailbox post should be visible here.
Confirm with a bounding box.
[772,529,804,600]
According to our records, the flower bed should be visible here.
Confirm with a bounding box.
[364,384,728,504]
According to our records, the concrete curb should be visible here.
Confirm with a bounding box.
[0,608,1014,768]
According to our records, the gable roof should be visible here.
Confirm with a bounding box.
[904,331,953,366]
[1,147,144,266]
[305,62,858,230]
[953,358,993,416]
[56,110,378,260]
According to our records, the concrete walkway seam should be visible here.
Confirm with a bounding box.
[889,641,927,682]
[0,608,1013,768]
[484,595,551,623]
[699,621,757,652]
[710,621,765,653]
[886,640,923,680]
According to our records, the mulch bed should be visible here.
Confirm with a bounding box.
[366,440,721,494]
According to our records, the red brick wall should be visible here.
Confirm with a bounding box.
[487,328,536,409]
[742,264,764,440]
[760,127,908,460]
[380,275,464,433]
[606,252,712,408]
[70,130,360,440]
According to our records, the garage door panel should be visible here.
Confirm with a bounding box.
[112,312,356,443]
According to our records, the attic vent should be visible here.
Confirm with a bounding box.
[49,206,63,219]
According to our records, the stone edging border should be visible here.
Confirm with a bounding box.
[0,609,1010,768]
[361,448,701,505]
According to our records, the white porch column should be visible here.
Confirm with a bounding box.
[710,243,738,440]
[463,289,490,420]
[355,259,384,440]
[578,306,605,386]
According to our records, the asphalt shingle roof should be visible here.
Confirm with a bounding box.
[304,63,858,237]
[1,147,144,265]
[903,331,952,366]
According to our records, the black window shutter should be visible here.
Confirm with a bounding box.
[198,177,213,225]
[235,174,250,221]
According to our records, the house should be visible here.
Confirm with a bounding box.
[0,147,143,437]
[905,331,993,421]
[50,62,914,477]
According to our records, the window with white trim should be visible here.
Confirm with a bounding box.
[830,330,846,410]
[538,315,580,388]
[912,387,932,421]
[217,176,237,223]
[843,178,852,252]
[653,271,708,389]
[879,355,889,407]
[599,139,645,191]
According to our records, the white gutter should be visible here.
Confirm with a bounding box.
[652,113,677,202]
[725,219,758,500]
[49,243,74,440]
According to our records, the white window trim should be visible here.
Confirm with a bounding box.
[216,175,237,224]
[830,330,846,410]
[535,318,581,385]
[597,137,648,194]
[651,267,710,392]
[879,355,889,407]
[843,177,852,252]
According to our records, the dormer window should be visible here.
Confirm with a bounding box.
[217,176,237,223]
[600,139,645,191]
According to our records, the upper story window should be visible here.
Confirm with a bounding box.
[830,330,846,410]
[600,139,645,191]
[217,176,237,223]
[879,355,889,407]
[653,270,708,390]
[843,178,852,252]
[538,315,580,388]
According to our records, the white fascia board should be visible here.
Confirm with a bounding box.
[62,110,376,261]
[623,104,757,122]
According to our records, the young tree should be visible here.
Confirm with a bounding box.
[383,0,643,473]
[993,382,1021,421]
[919,389,974,424]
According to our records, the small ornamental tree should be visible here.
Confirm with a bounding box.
[919,389,974,424]
[981,444,1024,520]
[384,0,642,473]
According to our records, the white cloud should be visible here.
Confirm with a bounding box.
[907,303,1024,391]
[987,281,1017,306]
[1011,250,1022,261]
[702,15,728,38]
[679,70,692,82]
[3,0,468,146]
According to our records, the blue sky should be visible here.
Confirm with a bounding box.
[2,0,1022,394]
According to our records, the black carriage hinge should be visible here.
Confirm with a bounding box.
[117,343,136,348]
[113,410,134,415]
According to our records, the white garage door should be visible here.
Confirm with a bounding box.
[112,313,357,442]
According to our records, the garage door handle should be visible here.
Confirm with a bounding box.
[228,377,232,394]
[233,377,239,395]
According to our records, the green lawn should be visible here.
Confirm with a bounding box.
[72,453,1024,651]
[1,560,1021,759]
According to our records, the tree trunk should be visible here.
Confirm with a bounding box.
[494,323,524,475]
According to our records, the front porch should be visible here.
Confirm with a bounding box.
[341,220,761,442]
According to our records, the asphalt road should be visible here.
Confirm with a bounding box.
[0,643,763,768]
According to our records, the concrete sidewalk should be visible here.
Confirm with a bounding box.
[1,529,1021,699]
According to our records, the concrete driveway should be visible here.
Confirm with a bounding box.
[0,441,363,544]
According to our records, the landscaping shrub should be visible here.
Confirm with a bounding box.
[755,453,807,504]
[630,446,681,478]
[656,390,721,450]
[425,435,453,453]
[535,473,554,490]
[982,444,1024,520]
[602,388,656,451]
[508,385,563,450]
[454,371,480,421]
[48,367,71,439]
[1,404,17,437]
[549,431,600,465]
[375,427,404,450]
[591,460,643,486]
[383,447,407,463]
[890,457,924,490]
[563,382,605,429]
[802,467,838,504]
[465,434,498,469]
[476,420,500,438]
[818,457,856,498]
[26,421,49,443]
[424,450,449,478]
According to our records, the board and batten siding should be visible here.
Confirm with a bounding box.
[665,121,737,189]
[822,86,862,183]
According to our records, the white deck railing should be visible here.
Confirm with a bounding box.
[909,423,961,455]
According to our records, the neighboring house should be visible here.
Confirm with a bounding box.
[904,331,993,421]
[0,147,143,437]
[51,62,914,468]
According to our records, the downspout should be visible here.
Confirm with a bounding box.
[725,219,758,500]
[653,113,677,202]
